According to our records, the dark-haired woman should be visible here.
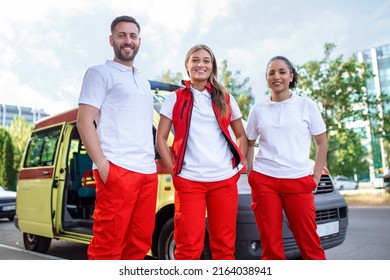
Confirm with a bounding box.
[246,56,328,260]
[156,44,247,260]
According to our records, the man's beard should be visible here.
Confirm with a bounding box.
[114,45,140,62]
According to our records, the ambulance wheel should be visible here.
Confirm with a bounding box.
[157,217,212,260]
[200,233,211,260]
[23,233,51,253]
[158,217,175,260]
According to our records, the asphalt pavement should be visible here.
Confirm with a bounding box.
[1,187,387,260]
[0,244,63,260]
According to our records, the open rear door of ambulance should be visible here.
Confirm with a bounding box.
[16,121,67,252]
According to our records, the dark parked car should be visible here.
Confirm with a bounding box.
[0,186,16,221]
[384,170,390,189]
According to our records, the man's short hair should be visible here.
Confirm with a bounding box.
[111,15,140,34]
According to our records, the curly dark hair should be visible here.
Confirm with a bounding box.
[266,56,298,89]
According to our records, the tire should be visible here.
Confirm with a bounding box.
[157,217,212,260]
[158,217,175,260]
[23,233,52,253]
[7,215,14,221]
[200,232,211,260]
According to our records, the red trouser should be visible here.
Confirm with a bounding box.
[248,171,326,260]
[173,174,239,260]
[88,162,157,260]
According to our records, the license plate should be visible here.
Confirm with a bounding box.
[2,205,15,211]
[317,221,339,237]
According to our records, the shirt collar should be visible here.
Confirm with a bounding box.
[190,85,211,99]
[105,60,140,73]
[182,80,213,94]
[267,92,296,105]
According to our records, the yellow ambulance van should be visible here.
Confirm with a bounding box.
[14,81,349,259]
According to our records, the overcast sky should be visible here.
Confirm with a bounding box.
[0,0,389,115]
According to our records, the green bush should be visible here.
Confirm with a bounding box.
[0,127,14,189]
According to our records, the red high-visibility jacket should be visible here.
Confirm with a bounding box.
[171,80,243,175]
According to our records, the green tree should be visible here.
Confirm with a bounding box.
[328,131,370,178]
[8,116,33,173]
[158,70,183,85]
[219,59,254,120]
[365,89,390,174]
[0,126,15,189]
[376,90,390,169]
[296,43,373,178]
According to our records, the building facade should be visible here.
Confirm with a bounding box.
[0,104,49,127]
[356,43,390,186]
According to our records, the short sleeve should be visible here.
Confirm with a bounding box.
[245,104,260,141]
[307,98,326,136]
[229,93,243,121]
[159,91,177,120]
[78,67,107,109]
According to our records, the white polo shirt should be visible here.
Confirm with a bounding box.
[246,93,326,178]
[160,86,242,182]
[79,60,156,174]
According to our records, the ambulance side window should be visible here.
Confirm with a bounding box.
[24,126,62,167]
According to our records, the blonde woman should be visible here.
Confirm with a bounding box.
[156,44,247,260]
